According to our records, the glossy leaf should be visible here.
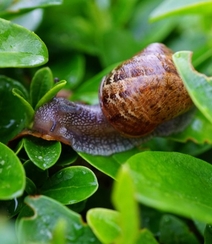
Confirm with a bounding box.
[8,0,62,10]
[79,153,121,179]
[17,195,101,244]
[137,229,159,244]
[0,18,48,67]
[173,51,212,125]
[12,88,34,123]
[159,215,200,244]
[0,0,62,18]
[79,147,142,179]
[24,137,61,170]
[87,208,121,244]
[0,76,29,143]
[30,67,54,108]
[170,109,212,144]
[127,151,212,223]
[40,166,98,205]
[150,0,212,21]
[35,79,67,109]
[0,143,25,200]
[112,165,140,244]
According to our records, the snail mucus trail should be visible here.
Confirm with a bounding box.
[31,43,194,155]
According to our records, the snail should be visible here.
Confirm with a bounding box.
[29,43,194,155]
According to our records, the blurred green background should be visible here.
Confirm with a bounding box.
[7,0,211,90]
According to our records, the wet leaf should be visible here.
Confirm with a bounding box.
[159,215,200,244]
[41,166,98,205]
[0,143,25,200]
[0,76,29,143]
[0,18,48,67]
[35,80,67,110]
[30,67,54,108]
[17,195,101,244]
[173,51,212,125]
[23,137,61,170]
[127,151,212,223]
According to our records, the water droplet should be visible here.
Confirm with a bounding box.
[163,216,170,223]
[38,156,43,160]
[0,160,5,166]
[14,198,18,211]
[3,119,15,129]
[56,171,63,179]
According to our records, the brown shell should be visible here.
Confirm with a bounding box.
[99,43,193,137]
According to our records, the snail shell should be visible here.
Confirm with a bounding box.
[100,43,193,137]
[29,43,193,155]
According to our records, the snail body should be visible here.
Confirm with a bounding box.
[32,43,193,155]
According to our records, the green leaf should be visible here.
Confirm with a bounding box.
[35,79,67,110]
[51,54,85,90]
[87,208,121,244]
[23,160,48,187]
[173,51,212,125]
[0,196,25,218]
[0,18,48,67]
[0,143,25,200]
[170,109,212,144]
[79,153,121,179]
[127,151,212,223]
[137,229,159,244]
[79,147,142,179]
[56,145,78,167]
[111,0,137,26]
[0,75,29,143]
[40,166,98,205]
[0,0,63,18]
[50,219,67,244]
[23,137,61,170]
[17,195,101,244]
[129,0,177,48]
[204,224,212,244]
[8,0,62,11]
[0,220,18,244]
[150,0,212,21]
[25,177,37,195]
[159,215,200,244]
[12,88,34,123]
[100,29,141,67]
[30,67,54,108]
[112,165,140,244]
